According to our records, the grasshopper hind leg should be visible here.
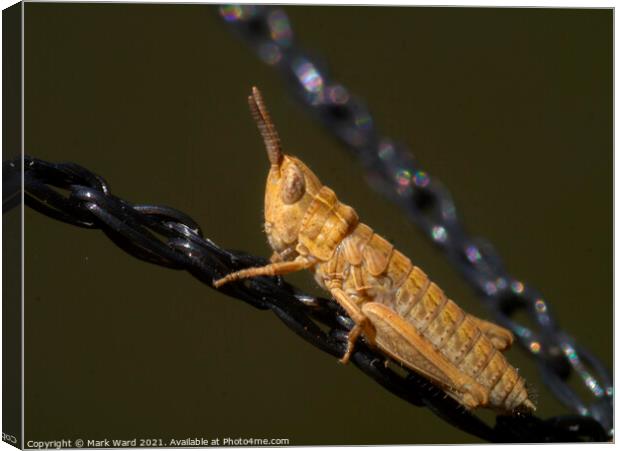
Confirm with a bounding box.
[468,315,514,351]
[361,302,488,410]
[329,287,376,363]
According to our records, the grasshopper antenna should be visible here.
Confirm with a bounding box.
[249,86,282,168]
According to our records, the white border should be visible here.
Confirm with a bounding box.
[0,2,615,451]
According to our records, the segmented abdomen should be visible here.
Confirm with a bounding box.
[299,188,531,411]
[336,222,530,411]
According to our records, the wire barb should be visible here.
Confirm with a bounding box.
[2,156,610,443]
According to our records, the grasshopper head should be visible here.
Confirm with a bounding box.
[264,155,322,255]
[248,87,322,258]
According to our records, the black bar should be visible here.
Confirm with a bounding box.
[2,1,23,449]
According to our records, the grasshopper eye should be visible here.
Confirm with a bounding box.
[281,164,306,204]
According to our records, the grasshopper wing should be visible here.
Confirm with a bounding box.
[361,302,487,409]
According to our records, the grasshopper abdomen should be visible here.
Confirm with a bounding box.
[308,214,533,412]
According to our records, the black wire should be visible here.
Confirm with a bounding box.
[3,156,609,443]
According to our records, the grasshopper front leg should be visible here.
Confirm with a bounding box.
[213,257,315,288]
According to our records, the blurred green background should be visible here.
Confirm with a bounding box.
[21,4,611,445]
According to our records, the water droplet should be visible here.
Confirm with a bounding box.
[585,376,604,397]
[432,226,447,243]
[292,59,324,94]
[378,140,395,160]
[395,169,412,187]
[562,343,578,363]
[219,5,255,22]
[535,299,547,313]
[267,9,292,46]
[465,245,482,263]
[484,281,498,295]
[511,280,524,294]
[413,170,429,188]
[514,325,532,339]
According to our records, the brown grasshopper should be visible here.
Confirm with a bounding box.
[214,87,535,413]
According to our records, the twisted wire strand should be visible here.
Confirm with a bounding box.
[218,4,613,434]
[3,156,609,443]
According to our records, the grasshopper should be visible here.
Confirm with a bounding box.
[214,87,535,413]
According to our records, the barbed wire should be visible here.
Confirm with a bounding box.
[3,156,609,443]
[218,4,613,436]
